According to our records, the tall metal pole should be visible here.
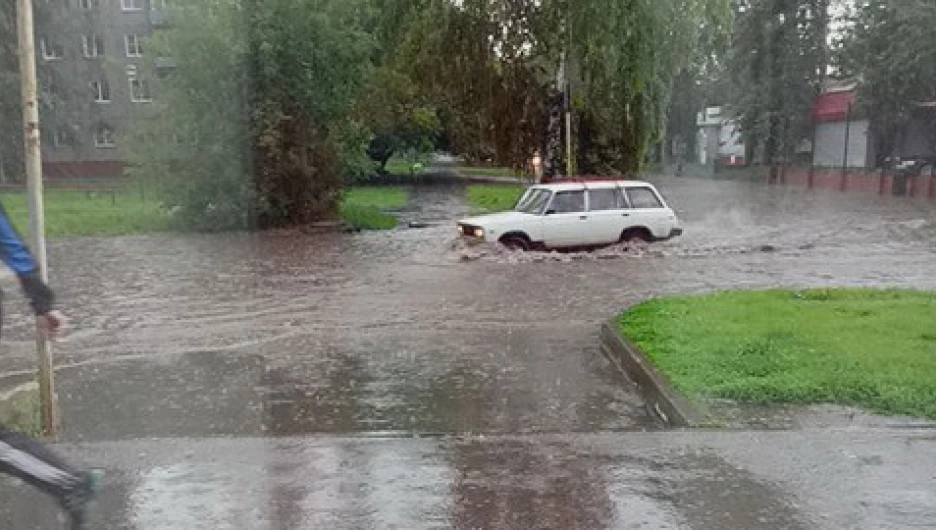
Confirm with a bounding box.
[841,101,852,192]
[564,76,572,177]
[16,0,56,438]
[563,8,573,178]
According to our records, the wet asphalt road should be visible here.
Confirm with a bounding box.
[1,175,936,528]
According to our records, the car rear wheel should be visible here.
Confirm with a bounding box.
[621,228,653,243]
[500,235,530,251]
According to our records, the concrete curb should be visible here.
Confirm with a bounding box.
[0,376,40,436]
[600,319,705,428]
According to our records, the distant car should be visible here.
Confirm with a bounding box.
[457,180,683,251]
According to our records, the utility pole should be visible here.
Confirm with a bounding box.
[564,65,572,178]
[841,100,852,191]
[17,0,56,437]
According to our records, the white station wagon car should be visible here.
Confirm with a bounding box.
[457,180,682,251]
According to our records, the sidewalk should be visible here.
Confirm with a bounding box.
[1,428,933,529]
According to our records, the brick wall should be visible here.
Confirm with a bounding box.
[775,167,936,199]
[43,161,124,179]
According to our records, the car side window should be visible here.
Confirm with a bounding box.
[626,187,663,209]
[588,188,625,211]
[550,190,586,214]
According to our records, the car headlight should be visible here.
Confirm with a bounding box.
[473,228,484,238]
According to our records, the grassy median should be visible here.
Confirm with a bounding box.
[620,289,936,419]
[340,186,408,230]
[466,185,524,213]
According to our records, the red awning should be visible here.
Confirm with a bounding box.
[813,90,856,123]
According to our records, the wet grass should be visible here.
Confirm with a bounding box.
[384,159,426,177]
[1,184,408,236]
[620,289,936,420]
[467,185,524,213]
[1,187,171,237]
[340,186,408,230]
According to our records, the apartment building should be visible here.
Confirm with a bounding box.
[37,0,171,178]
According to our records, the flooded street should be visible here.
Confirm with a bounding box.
[2,175,936,528]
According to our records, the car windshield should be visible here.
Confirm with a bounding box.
[515,189,552,214]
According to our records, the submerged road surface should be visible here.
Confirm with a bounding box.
[1,176,935,528]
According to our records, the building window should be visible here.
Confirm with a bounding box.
[94,125,115,148]
[40,38,63,61]
[121,0,143,11]
[125,34,143,57]
[129,78,152,102]
[90,79,110,103]
[151,0,170,8]
[81,34,105,58]
[43,82,65,107]
[43,129,57,147]
[44,128,70,148]
[77,0,99,8]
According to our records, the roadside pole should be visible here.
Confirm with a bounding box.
[841,101,852,192]
[564,80,572,178]
[17,0,56,438]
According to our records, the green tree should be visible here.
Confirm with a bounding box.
[126,0,253,231]
[562,0,731,175]
[128,0,374,231]
[379,0,730,176]
[356,67,441,177]
[837,0,936,166]
[0,4,19,182]
[728,0,830,178]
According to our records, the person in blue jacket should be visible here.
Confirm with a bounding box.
[0,202,101,529]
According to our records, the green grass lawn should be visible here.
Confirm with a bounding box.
[384,159,426,177]
[620,289,936,419]
[1,184,407,236]
[466,185,524,213]
[1,188,171,237]
[340,186,408,230]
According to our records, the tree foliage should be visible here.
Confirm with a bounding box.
[126,0,253,231]
[127,0,373,230]
[0,3,20,182]
[836,0,936,164]
[565,0,731,174]
[356,66,441,175]
[379,0,730,176]
[728,0,830,172]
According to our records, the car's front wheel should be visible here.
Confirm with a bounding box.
[500,235,530,251]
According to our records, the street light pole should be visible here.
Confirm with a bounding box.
[564,72,572,178]
[16,0,56,437]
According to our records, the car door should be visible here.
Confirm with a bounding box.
[542,190,588,248]
[585,187,628,245]
[624,186,669,238]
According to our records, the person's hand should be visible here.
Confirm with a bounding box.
[37,310,67,342]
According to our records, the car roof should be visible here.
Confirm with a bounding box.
[531,180,654,191]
